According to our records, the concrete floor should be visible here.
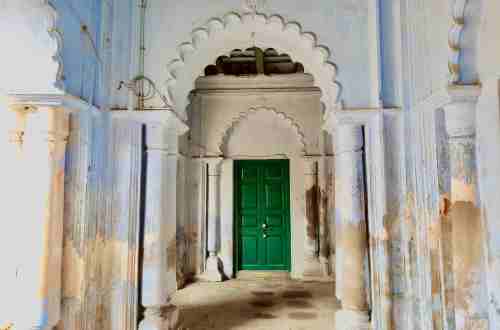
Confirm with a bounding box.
[171,278,338,330]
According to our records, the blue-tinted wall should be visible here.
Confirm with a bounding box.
[52,0,103,107]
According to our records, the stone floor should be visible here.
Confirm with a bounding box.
[171,278,338,330]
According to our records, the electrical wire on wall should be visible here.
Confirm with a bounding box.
[64,0,102,63]
[117,0,183,121]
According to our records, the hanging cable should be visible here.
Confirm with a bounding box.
[117,0,184,121]
[63,0,102,63]
[137,0,147,111]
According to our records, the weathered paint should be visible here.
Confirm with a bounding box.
[305,185,319,243]
[3,2,500,330]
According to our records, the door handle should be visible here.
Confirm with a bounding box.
[263,234,268,238]
[262,223,267,229]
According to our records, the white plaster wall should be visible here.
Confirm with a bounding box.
[190,81,322,156]
[136,0,377,111]
[225,110,305,157]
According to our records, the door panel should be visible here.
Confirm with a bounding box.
[264,183,284,209]
[266,236,284,265]
[235,160,290,271]
[242,236,259,265]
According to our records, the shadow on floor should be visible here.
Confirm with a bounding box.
[172,279,339,330]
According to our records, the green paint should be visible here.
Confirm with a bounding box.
[234,160,291,271]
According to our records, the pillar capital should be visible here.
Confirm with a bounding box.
[144,125,176,153]
[204,157,224,176]
[334,125,364,154]
[3,110,27,151]
[111,109,189,135]
[8,92,101,115]
[444,84,481,138]
[303,156,319,175]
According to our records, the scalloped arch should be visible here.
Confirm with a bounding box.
[219,106,307,156]
[449,0,469,83]
[43,0,65,91]
[166,12,341,118]
[1,1,64,93]
[448,0,482,84]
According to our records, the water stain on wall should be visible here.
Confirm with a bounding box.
[305,185,319,242]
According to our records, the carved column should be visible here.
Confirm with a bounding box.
[303,157,322,278]
[334,125,370,330]
[201,158,224,282]
[444,85,488,330]
[139,124,179,330]
[15,106,69,330]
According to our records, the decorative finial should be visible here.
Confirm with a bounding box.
[243,0,267,14]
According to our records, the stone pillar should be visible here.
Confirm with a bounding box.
[0,108,26,328]
[15,106,69,330]
[334,125,370,330]
[139,125,179,330]
[444,85,488,330]
[303,157,322,278]
[201,158,224,282]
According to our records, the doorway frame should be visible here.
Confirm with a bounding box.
[233,159,292,273]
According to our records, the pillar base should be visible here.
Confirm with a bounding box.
[139,305,179,330]
[335,309,371,330]
[200,255,224,282]
[302,256,323,279]
[319,256,331,277]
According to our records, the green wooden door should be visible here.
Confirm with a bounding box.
[235,160,291,271]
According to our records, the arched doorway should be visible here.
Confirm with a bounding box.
[133,11,391,329]
[168,45,338,329]
[186,48,329,281]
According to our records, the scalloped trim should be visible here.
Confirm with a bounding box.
[166,11,341,117]
[448,0,468,83]
[42,0,65,91]
[219,106,307,155]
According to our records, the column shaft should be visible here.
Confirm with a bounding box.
[17,108,69,330]
[317,158,331,277]
[139,125,178,330]
[0,110,26,327]
[444,85,488,330]
[201,159,224,282]
[334,125,370,330]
